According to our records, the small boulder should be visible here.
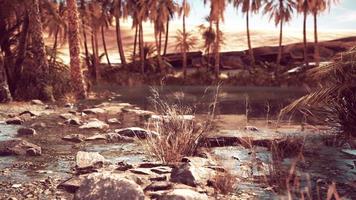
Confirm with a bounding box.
[66,117,82,125]
[244,126,260,132]
[106,132,135,143]
[75,151,108,170]
[79,119,109,130]
[74,172,145,200]
[144,181,173,192]
[107,118,120,124]
[5,117,23,125]
[31,122,46,128]
[60,113,75,120]
[82,108,106,115]
[17,128,37,136]
[31,99,45,105]
[158,189,208,200]
[62,134,86,143]
[0,139,41,156]
[115,127,158,139]
[85,134,107,142]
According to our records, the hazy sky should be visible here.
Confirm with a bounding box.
[171,0,356,31]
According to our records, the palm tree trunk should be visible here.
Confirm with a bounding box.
[163,19,169,56]
[0,53,12,102]
[52,27,59,63]
[12,13,29,94]
[133,24,138,61]
[139,22,145,74]
[101,25,112,67]
[29,0,54,101]
[91,32,97,82]
[154,28,163,72]
[80,0,90,68]
[277,18,283,66]
[303,8,309,67]
[159,30,162,56]
[93,28,100,79]
[67,0,87,99]
[313,11,320,66]
[182,0,187,79]
[115,13,126,66]
[246,12,255,67]
[215,19,220,78]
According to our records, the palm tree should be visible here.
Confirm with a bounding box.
[178,0,190,78]
[29,0,55,101]
[205,0,227,77]
[297,0,313,68]
[99,0,113,67]
[230,0,262,66]
[263,0,295,66]
[162,0,177,56]
[311,0,338,66]
[0,52,12,102]
[174,30,198,73]
[112,0,127,66]
[67,0,87,99]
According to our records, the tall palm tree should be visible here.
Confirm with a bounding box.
[162,0,177,56]
[99,0,113,67]
[263,0,295,66]
[205,0,227,77]
[29,0,55,101]
[297,0,313,68]
[67,0,87,99]
[112,0,127,66]
[178,0,190,78]
[0,52,12,102]
[230,0,262,66]
[311,0,338,66]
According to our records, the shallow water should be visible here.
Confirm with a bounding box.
[0,123,20,141]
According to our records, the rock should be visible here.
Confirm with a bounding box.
[144,181,173,191]
[341,149,356,158]
[66,117,82,125]
[170,158,215,187]
[244,126,260,132]
[85,134,107,142]
[31,99,44,105]
[151,166,172,175]
[31,122,46,128]
[60,113,75,120]
[58,175,87,193]
[107,118,120,124]
[79,119,109,130]
[158,189,208,200]
[74,172,145,200]
[115,127,158,139]
[129,168,153,175]
[19,110,40,117]
[17,128,37,136]
[65,103,74,108]
[106,132,135,143]
[5,117,23,125]
[75,151,108,170]
[82,108,106,115]
[62,134,86,143]
[116,161,134,171]
[0,139,41,156]
[149,175,167,182]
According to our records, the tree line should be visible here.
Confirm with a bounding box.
[0,0,338,102]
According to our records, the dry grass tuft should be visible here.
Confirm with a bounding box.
[144,86,219,164]
[210,170,238,195]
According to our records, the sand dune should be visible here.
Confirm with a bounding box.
[49,23,356,64]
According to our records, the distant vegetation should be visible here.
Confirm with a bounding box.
[0,0,341,102]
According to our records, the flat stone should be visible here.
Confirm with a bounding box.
[19,110,41,117]
[31,99,44,105]
[0,139,41,156]
[60,113,75,120]
[85,134,107,142]
[151,166,172,174]
[82,108,106,115]
[74,172,145,200]
[58,175,87,193]
[17,128,37,136]
[144,181,173,191]
[107,118,120,124]
[115,127,158,139]
[106,132,135,143]
[116,161,134,171]
[66,117,82,125]
[341,149,356,158]
[79,119,109,130]
[30,122,46,128]
[5,117,24,125]
[62,134,86,143]
[129,168,153,175]
[158,189,208,200]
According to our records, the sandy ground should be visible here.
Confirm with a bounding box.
[46,23,356,64]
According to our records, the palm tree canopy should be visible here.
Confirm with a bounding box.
[263,0,296,26]
[229,0,262,14]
